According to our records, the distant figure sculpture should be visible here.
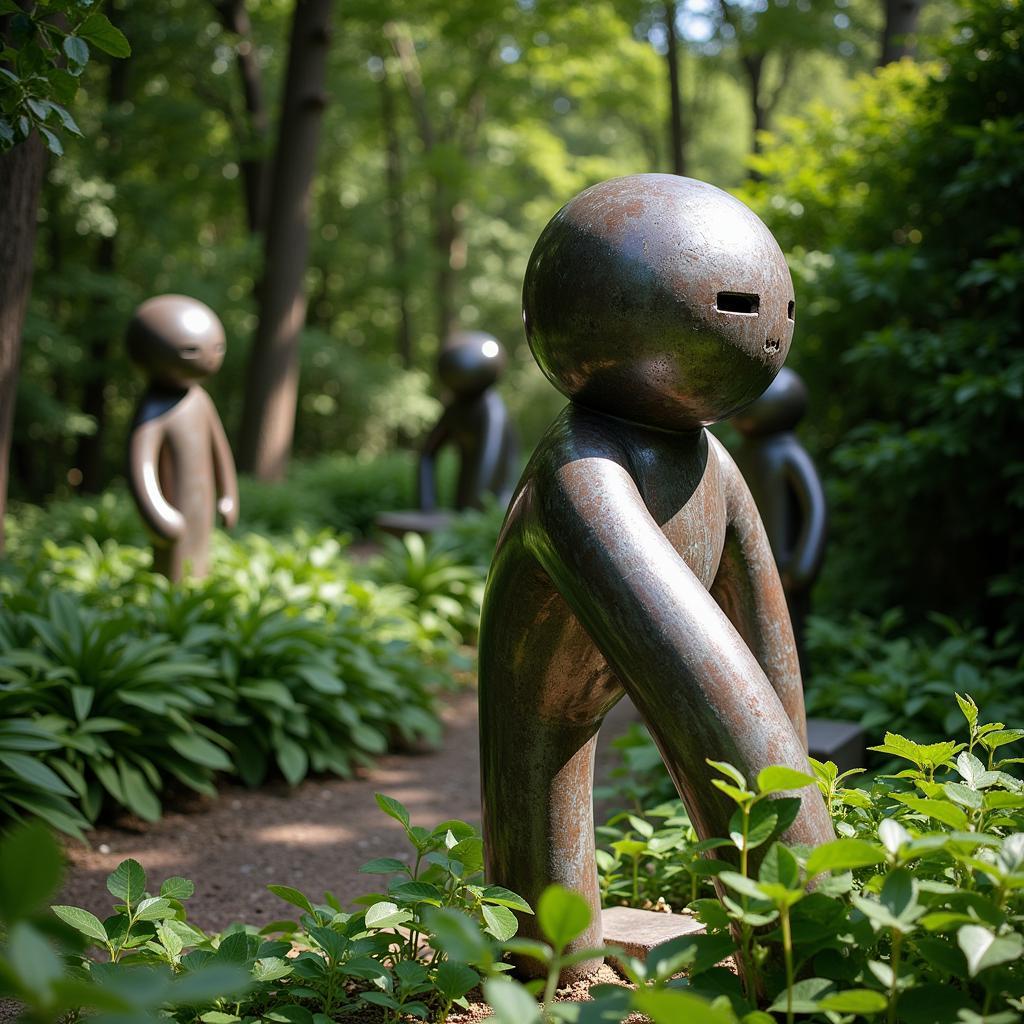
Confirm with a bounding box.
[732,368,827,671]
[479,174,834,978]
[126,295,238,581]
[417,331,517,512]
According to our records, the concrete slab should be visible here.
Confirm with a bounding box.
[601,905,705,962]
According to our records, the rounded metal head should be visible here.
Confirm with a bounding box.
[126,294,227,387]
[732,367,808,437]
[438,330,508,397]
[523,174,796,431]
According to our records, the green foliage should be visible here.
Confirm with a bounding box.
[0,0,128,155]
[804,610,1024,743]
[1,798,528,1024]
[0,519,465,832]
[741,0,1024,629]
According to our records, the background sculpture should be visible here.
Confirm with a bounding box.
[478,174,834,978]
[126,294,238,581]
[731,367,827,672]
[417,330,517,513]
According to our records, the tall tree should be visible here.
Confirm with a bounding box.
[237,0,333,481]
[212,0,271,235]
[880,0,926,64]
[385,18,495,346]
[0,1,129,546]
[664,0,686,175]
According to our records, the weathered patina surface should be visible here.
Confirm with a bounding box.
[479,174,834,978]
[126,295,238,581]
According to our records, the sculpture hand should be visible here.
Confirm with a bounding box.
[218,494,238,529]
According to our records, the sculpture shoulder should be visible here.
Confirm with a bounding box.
[524,405,630,488]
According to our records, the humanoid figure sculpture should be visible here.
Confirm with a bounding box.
[732,368,827,671]
[416,331,517,512]
[479,174,834,977]
[126,295,238,581]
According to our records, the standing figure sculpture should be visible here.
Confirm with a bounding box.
[479,174,834,978]
[732,368,827,672]
[126,295,239,581]
[417,331,517,512]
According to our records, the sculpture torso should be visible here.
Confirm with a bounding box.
[482,405,729,725]
[131,386,217,579]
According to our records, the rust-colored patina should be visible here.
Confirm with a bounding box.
[126,295,238,581]
[478,174,834,979]
[417,330,518,512]
[732,368,827,671]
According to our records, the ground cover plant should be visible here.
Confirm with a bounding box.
[0,520,467,835]
[3,694,1024,1023]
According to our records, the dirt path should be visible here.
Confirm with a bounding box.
[59,687,641,932]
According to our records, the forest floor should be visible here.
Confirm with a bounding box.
[58,683,641,936]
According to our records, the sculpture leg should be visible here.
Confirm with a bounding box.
[480,700,607,979]
[623,665,833,852]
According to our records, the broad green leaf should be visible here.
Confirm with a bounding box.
[482,977,541,1024]
[77,13,131,58]
[631,988,736,1023]
[0,822,64,921]
[50,904,108,944]
[267,884,315,916]
[0,751,75,797]
[364,900,413,929]
[817,989,888,1013]
[537,885,591,952]
[756,765,815,795]
[359,857,408,875]
[805,838,886,877]
[160,876,196,901]
[434,961,478,1001]
[482,885,534,914]
[957,924,1024,977]
[482,903,518,941]
[107,859,146,904]
[375,792,411,829]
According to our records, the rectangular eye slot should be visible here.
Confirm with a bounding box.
[788,300,796,321]
[717,291,759,315]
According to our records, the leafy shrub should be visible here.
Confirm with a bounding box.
[805,611,1024,742]
[741,0,1024,630]
[1,796,526,1024]
[0,528,461,832]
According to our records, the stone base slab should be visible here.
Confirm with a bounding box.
[601,905,705,962]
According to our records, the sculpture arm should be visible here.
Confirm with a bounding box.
[782,444,827,591]
[416,413,451,512]
[128,422,185,542]
[530,454,829,843]
[208,398,239,529]
[710,437,807,747]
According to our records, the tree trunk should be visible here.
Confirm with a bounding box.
[75,47,129,493]
[664,0,686,176]
[880,0,925,65]
[380,68,413,367]
[744,53,767,157]
[214,0,270,234]
[0,134,46,553]
[433,192,460,345]
[237,0,333,480]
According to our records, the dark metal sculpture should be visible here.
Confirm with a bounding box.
[478,174,834,978]
[126,295,238,581]
[417,331,517,512]
[731,368,827,672]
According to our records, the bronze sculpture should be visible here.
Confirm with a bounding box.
[478,174,834,978]
[731,368,827,672]
[417,330,517,512]
[126,295,239,581]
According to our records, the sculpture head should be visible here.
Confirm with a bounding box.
[523,174,796,432]
[126,294,227,388]
[732,367,808,438]
[438,330,508,398]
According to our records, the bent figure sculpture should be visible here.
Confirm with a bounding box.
[732,368,827,673]
[417,331,518,512]
[126,294,239,581]
[478,174,835,977]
